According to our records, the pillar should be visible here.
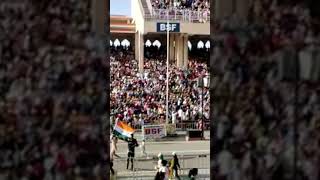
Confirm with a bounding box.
[176,34,183,68]
[183,35,189,68]
[135,32,139,61]
[173,34,178,64]
[169,35,175,62]
[138,32,144,73]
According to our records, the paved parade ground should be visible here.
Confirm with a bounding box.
[116,140,210,155]
[112,132,210,179]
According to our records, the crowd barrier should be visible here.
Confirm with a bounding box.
[175,122,210,131]
[112,152,210,179]
[145,9,210,23]
[130,121,210,131]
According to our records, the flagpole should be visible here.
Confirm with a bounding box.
[166,9,169,124]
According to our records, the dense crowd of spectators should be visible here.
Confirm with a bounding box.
[214,0,320,180]
[150,0,210,22]
[0,0,106,179]
[2,0,320,179]
[110,47,209,129]
[151,0,210,11]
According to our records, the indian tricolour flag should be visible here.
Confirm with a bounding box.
[113,121,135,141]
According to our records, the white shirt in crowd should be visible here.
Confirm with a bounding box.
[204,76,209,87]
[183,100,187,105]
[159,166,169,180]
[181,111,186,121]
[172,112,177,124]
[185,109,189,117]
[140,141,146,154]
[139,118,144,126]
[144,72,149,79]
[204,111,209,119]
[192,109,197,116]
[178,109,183,118]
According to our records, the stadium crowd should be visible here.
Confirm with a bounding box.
[0,0,106,179]
[110,47,210,129]
[151,0,210,11]
[1,0,320,179]
[214,0,320,180]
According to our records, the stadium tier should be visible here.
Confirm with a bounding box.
[110,0,211,130]
[110,1,211,178]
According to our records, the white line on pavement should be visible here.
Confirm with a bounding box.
[116,149,210,156]
[115,140,210,144]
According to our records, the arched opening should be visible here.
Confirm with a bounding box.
[197,41,204,49]
[188,41,192,51]
[121,39,130,50]
[114,39,121,48]
[145,39,152,47]
[153,40,161,49]
[205,40,210,51]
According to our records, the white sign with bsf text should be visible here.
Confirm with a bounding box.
[142,125,166,139]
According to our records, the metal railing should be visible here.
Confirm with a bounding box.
[112,152,210,178]
[144,9,210,23]
[130,121,210,131]
[175,122,210,131]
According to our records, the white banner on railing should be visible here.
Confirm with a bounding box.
[142,124,166,140]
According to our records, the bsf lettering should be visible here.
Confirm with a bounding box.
[152,129,157,134]
[160,23,177,31]
[145,128,161,134]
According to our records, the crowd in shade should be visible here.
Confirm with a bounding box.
[0,0,106,179]
[151,0,210,11]
[110,47,210,129]
[213,0,320,180]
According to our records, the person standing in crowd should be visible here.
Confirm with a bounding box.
[197,119,204,138]
[197,119,203,130]
[127,134,139,171]
[169,152,181,180]
[110,137,120,176]
[155,159,169,180]
[156,153,165,170]
[140,139,148,158]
